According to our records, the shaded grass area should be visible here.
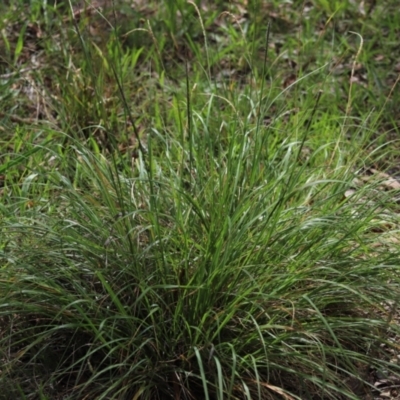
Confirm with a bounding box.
[0,1,400,399]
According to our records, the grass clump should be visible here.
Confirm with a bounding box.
[1,1,400,399]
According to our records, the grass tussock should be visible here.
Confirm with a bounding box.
[1,1,400,399]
